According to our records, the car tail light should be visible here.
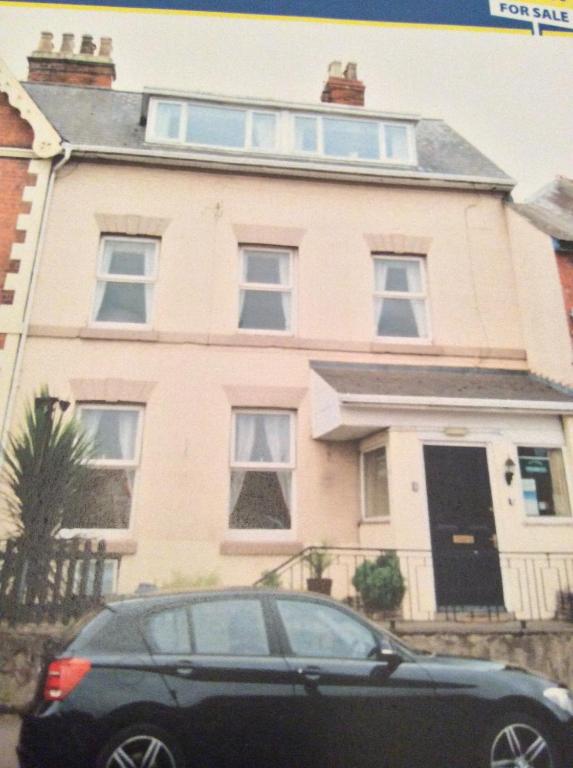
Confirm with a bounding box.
[43,658,92,701]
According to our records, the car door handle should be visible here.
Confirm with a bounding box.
[174,660,196,677]
[297,666,321,689]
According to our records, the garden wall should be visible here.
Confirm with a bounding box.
[1,622,572,711]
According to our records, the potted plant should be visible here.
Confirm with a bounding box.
[352,553,406,617]
[303,547,333,595]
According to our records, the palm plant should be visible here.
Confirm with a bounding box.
[1,389,95,604]
[3,389,95,542]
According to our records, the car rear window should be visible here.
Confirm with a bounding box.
[70,609,148,654]
[146,606,192,654]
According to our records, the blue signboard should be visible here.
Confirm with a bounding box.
[1,0,572,35]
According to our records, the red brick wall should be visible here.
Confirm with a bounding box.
[0,93,34,149]
[557,251,573,337]
[0,95,36,348]
[321,77,365,106]
[0,159,35,348]
[28,59,114,88]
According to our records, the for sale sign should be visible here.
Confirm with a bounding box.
[489,0,573,33]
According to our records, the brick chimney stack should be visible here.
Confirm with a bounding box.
[321,61,365,107]
[27,32,116,88]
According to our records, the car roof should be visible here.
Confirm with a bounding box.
[106,586,345,613]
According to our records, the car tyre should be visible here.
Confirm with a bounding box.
[95,723,185,768]
[481,711,562,768]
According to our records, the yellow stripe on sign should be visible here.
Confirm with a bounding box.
[0,1,534,32]
[520,0,573,9]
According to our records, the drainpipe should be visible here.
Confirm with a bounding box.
[0,142,73,454]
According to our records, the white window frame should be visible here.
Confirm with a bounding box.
[238,246,295,335]
[516,444,573,523]
[360,432,391,523]
[72,558,119,596]
[290,113,416,165]
[228,409,296,540]
[60,404,144,538]
[147,99,278,153]
[90,236,159,329]
[373,253,431,343]
[145,98,416,166]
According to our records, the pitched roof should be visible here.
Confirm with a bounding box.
[512,177,573,241]
[22,81,513,188]
[311,361,573,404]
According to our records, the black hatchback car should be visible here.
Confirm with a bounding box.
[18,588,573,768]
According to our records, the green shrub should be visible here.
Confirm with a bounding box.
[352,553,406,612]
[258,570,282,588]
[161,571,219,591]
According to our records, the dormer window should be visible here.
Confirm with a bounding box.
[294,115,412,162]
[149,100,277,151]
[147,97,415,165]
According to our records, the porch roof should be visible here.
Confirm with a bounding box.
[310,362,573,440]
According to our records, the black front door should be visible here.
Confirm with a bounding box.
[424,445,504,609]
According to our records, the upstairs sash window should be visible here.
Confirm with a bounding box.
[238,247,293,332]
[374,255,429,339]
[93,237,157,326]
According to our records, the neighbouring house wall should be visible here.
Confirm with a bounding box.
[506,208,573,386]
[556,249,573,337]
[0,157,52,485]
[0,72,58,474]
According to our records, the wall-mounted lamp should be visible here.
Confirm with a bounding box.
[34,396,71,415]
[504,457,516,486]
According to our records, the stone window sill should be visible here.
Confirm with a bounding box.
[220,540,303,556]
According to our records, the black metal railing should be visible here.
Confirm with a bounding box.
[0,538,121,625]
[254,546,573,623]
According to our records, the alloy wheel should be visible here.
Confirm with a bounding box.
[105,735,178,768]
[490,723,554,768]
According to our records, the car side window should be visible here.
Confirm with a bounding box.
[190,598,270,656]
[146,606,191,654]
[276,599,378,659]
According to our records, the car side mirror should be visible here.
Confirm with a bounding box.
[378,648,402,674]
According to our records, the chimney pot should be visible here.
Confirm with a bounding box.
[344,62,357,80]
[328,61,343,78]
[60,33,75,54]
[37,32,54,54]
[80,34,96,55]
[27,30,116,87]
[98,37,113,57]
